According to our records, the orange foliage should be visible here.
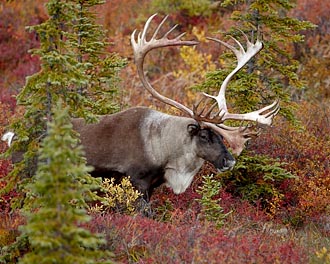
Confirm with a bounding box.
[0,0,46,92]
[253,101,330,221]
[294,0,330,37]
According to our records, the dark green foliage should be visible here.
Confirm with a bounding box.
[219,151,295,212]
[20,0,126,120]
[18,102,112,263]
[196,174,231,228]
[65,0,127,116]
[0,234,30,263]
[151,0,214,17]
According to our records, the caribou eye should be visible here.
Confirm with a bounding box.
[199,131,210,142]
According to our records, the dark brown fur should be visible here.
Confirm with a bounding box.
[72,107,235,199]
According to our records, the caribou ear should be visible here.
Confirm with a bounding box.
[187,124,200,136]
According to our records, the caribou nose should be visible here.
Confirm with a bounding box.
[218,158,236,172]
[222,157,236,169]
[225,159,236,169]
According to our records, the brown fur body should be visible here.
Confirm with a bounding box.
[72,107,235,200]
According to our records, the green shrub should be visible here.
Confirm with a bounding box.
[151,0,213,17]
[196,174,231,228]
[219,151,296,217]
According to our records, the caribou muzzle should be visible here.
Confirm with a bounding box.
[218,158,236,172]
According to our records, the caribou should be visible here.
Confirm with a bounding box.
[2,14,279,201]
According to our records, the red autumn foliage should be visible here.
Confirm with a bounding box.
[0,100,19,213]
[0,1,44,93]
[86,213,307,263]
[251,102,330,224]
[294,0,330,38]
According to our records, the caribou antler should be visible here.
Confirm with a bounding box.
[131,14,225,124]
[192,97,225,123]
[203,32,280,126]
[131,14,279,156]
[131,13,198,118]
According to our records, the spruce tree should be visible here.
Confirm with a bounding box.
[2,0,126,204]
[151,0,214,17]
[18,102,112,264]
[68,0,127,116]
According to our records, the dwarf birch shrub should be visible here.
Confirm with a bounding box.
[90,177,141,215]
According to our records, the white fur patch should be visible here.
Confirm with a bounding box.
[164,170,197,194]
[141,110,205,194]
[164,154,204,194]
[141,110,171,163]
[143,110,170,128]
[1,132,15,147]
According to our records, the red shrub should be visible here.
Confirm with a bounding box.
[252,101,330,222]
[0,101,19,213]
[0,1,43,93]
[87,213,307,263]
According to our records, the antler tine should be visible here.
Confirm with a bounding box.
[163,23,179,39]
[194,99,210,120]
[140,13,158,42]
[229,35,245,56]
[230,30,262,60]
[215,99,280,127]
[240,122,261,138]
[192,97,204,114]
[204,101,218,117]
[264,100,280,118]
[151,14,169,40]
[203,102,219,118]
[192,97,226,124]
[147,13,181,41]
[132,13,198,52]
[207,34,250,62]
[206,37,236,54]
[174,32,187,41]
[131,14,199,119]
[254,99,280,126]
[192,97,210,117]
[151,14,186,42]
[237,29,254,48]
